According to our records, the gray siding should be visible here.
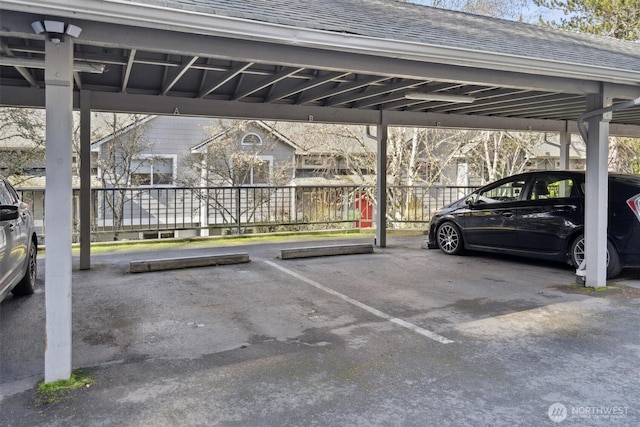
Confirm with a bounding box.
[96,116,297,186]
[142,116,213,159]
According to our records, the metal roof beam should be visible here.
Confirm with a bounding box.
[121,49,136,93]
[31,17,601,94]
[355,82,465,109]
[232,66,303,101]
[326,79,428,107]
[424,88,533,113]
[1,85,639,136]
[198,62,253,99]
[471,95,585,116]
[266,71,350,103]
[297,76,390,105]
[1,40,38,87]
[161,55,199,96]
[73,71,82,90]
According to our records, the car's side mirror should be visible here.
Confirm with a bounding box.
[466,196,476,206]
[0,205,19,221]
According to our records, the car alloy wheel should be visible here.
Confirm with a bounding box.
[437,222,463,255]
[571,235,622,279]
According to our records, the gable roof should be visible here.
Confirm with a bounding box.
[190,120,300,153]
[90,115,157,149]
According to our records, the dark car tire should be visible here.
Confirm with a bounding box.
[12,239,37,296]
[436,222,464,255]
[570,234,622,279]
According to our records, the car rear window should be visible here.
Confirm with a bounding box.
[528,177,576,200]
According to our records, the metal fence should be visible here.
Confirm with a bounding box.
[17,184,476,241]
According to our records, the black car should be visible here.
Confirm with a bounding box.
[0,176,38,302]
[427,171,640,278]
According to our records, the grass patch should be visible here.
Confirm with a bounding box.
[36,370,95,405]
[66,229,379,254]
[568,284,620,293]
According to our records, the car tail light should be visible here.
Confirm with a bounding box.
[627,194,640,223]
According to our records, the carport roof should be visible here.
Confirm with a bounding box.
[1,0,640,133]
[140,0,640,76]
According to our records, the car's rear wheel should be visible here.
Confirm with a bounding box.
[570,234,622,279]
[12,239,36,296]
[436,222,464,255]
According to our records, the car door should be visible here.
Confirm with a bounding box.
[464,176,528,249]
[516,174,583,255]
[0,178,27,289]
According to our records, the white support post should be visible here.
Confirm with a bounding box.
[44,38,74,383]
[584,91,611,288]
[375,122,388,247]
[80,90,92,270]
[559,122,570,170]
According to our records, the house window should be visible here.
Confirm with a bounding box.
[241,133,262,146]
[131,156,175,186]
[301,156,329,169]
[235,156,272,185]
[91,152,99,176]
[71,152,100,176]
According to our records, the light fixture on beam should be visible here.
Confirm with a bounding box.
[31,20,83,44]
[30,21,45,34]
[405,92,476,104]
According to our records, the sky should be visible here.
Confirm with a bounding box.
[410,1,569,25]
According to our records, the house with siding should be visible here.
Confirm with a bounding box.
[89,115,304,238]
[3,112,594,240]
[90,115,379,188]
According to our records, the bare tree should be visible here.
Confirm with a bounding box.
[609,137,640,174]
[93,113,152,236]
[178,120,294,232]
[276,123,479,225]
[413,0,529,21]
[466,131,539,182]
[0,107,46,185]
[294,124,478,185]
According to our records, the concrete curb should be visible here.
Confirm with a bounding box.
[129,253,250,273]
[280,243,374,260]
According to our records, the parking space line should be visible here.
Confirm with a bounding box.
[264,261,454,344]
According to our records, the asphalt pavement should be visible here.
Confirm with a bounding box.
[1,234,640,426]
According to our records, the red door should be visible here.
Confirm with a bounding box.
[355,191,373,228]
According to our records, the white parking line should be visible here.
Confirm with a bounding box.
[264,261,454,344]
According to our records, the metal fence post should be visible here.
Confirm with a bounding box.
[236,187,242,235]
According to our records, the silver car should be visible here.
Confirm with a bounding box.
[0,176,37,302]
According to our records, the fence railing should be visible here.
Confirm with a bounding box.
[17,184,476,241]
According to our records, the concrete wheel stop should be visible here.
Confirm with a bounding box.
[280,243,374,260]
[130,252,250,273]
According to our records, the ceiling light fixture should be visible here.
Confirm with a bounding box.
[31,20,83,44]
[405,92,476,104]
